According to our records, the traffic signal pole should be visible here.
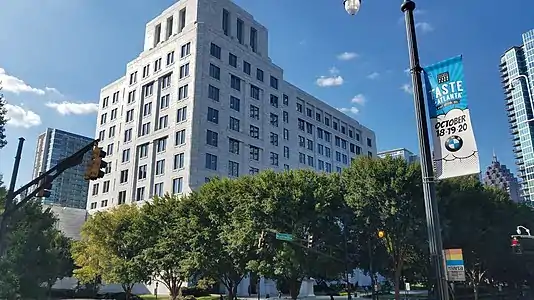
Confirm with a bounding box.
[0,139,99,256]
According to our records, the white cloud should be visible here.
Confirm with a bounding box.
[338,107,360,114]
[415,22,434,33]
[0,68,46,95]
[337,52,359,61]
[46,101,99,115]
[45,86,63,96]
[401,84,413,95]
[351,94,366,105]
[5,104,42,128]
[367,72,380,80]
[329,67,340,75]
[316,76,344,87]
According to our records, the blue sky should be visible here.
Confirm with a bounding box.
[0,0,533,187]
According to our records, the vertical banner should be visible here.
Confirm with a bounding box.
[423,55,480,180]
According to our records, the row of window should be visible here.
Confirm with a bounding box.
[222,8,258,53]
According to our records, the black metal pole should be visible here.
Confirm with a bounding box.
[368,239,374,300]
[400,1,449,300]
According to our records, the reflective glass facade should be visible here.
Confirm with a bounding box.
[501,29,534,202]
[32,128,93,209]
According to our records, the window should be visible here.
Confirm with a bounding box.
[176,106,187,122]
[179,63,190,78]
[299,153,306,163]
[222,9,230,36]
[136,187,145,202]
[174,153,185,169]
[143,65,150,78]
[243,61,251,75]
[208,107,219,124]
[166,51,175,65]
[229,53,237,68]
[154,23,162,46]
[228,161,239,177]
[250,125,259,139]
[270,94,279,107]
[296,103,303,113]
[139,144,149,158]
[270,76,279,90]
[181,42,191,58]
[229,138,240,154]
[210,64,221,80]
[166,16,174,38]
[308,156,314,167]
[205,153,218,170]
[250,105,259,120]
[128,90,136,103]
[154,58,162,72]
[179,8,186,32]
[298,119,305,131]
[270,152,279,166]
[98,130,105,141]
[284,164,290,171]
[250,27,257,52]
[230,96,240,111]
[129,72,137,85]
[143,82,154,97]
[283,94,289,106]
[108,126,116,138]
[256,69,264,82]
[112,91,120,103]
[283,111,289,123]
[178,84,188,100]
[270,113,278,127]
[157,115,168,130]
[172,177,183,194]
[206,130,218,147]
[103,180,110,193]
[156,138,167,152]
[138,165,147,180]
[143,102,152,116]
[107,143,114,155]
[208,85,219,101]
[122,149,130,163]
[175,129,186,145]
[92,183,99,196]
[250,85,260,100]
[250,146,260,161]
[316,112,322,122]
[368,151,373,158]
[160,94,170,109]
[237,18,244,44]
[120,170,129,184]
[283,129,289,140]
[118,191,127,205]
[155,159,165,175]
[154,183,164,197]
[210,43,221,59]
[249,167,259,175]
[102,96,109,108]
[270,133,278,146]
[110,108,117,121]
[230,75,241,91]
[299,136,305,147]
[283,146,290,159]
[367,138,373,147]
[229,117,240,131]
[141,122,150,136]
[126,109,134,122]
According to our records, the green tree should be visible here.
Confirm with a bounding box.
[72,204,149,299]
[0,91,7,149]
[251,170,346,299]
[187,176,263,300]
[139,194,197,300]
[342,156,426,300]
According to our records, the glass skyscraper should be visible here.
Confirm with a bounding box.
[32,128,93,209]
[500,29,534,202]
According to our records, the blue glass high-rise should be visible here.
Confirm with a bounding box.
[501,29,534,203]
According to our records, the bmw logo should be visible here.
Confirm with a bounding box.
[445,135,463,152]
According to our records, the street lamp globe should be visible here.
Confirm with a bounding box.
[343,0,361,15]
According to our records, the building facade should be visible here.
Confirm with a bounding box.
[86,0,376,212]
[377,148,418,164]
[483,154,522,203]
[32,128,93,209]
[500,29,534,203]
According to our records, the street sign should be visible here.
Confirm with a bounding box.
[443,248,466,282]
[276,233,293,241]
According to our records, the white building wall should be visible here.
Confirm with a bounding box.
[86,0,377,296]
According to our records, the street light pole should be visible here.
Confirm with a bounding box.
[401,2,449,300]
[341,1,449,300]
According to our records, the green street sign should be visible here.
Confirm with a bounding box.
[276,233,293,241]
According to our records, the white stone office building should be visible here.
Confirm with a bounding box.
[87,0,376,296]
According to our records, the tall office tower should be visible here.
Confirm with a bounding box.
[86,0,376,212]
[483,153,522,203]
[32,128,93,209]
[500,29,534,203]
[377,148,419,164]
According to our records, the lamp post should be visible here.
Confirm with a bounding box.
[517,225,531,236]
[342,1,449,300]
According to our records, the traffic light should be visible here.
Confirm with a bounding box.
[36,174,53,198]
[307,234,314,248]
[84,145,108,181]
[258,230,266,249]
[378,230,385,239]
[511,236,523,254]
